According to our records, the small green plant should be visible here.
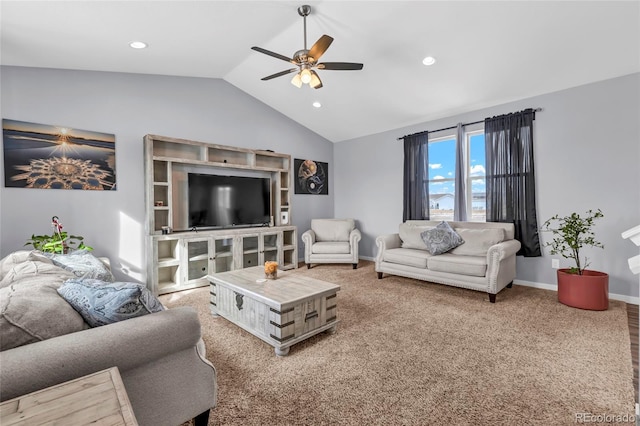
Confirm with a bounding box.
[24,216,93,254]
[541,209,604,275]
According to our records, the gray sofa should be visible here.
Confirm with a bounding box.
[375,220,521,303]
[302,218,362,269]
[0,251,217,426]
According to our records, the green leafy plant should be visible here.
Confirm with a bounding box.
[24,216,93,254]
[541,209,604,275]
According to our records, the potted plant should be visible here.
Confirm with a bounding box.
[541,209,608,310]
[24,216,92,254]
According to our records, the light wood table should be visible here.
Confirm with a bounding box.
[209,266,340,356]
[0,367,138,425]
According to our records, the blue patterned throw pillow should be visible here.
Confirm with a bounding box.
[44,250,115,282]
[57,279,164,327]
[420,221,465,255]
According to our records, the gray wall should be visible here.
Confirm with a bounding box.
[0,66,334,281]
[335,73,640,299]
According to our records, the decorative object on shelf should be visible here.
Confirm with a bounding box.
[251,4,363,90]
[541,209,608,310]
[154,201,164,206]
[24,216,93,254]
[3,119,116,190]
[264,261,278,280]
[294,158,328,194]
[161,226,172,235]
[281,211,289,225]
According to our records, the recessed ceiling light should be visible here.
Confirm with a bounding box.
[312,101,322,108]
[422,56,436,66]
[129,41,148,49]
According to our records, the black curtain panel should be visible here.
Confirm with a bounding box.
[403,133,430,221]
[484,108,541,257]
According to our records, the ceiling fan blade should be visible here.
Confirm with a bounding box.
[261,68,299,81]
[317,62,364,71]
[308,35,334,62]
[310,70,323,89]
[251,46,294,63]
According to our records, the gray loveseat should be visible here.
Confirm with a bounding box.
[375,220,521,303]
[0,251,217,426]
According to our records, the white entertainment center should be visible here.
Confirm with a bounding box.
[144,134,297,295]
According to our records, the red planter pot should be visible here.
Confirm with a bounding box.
[557,269,609,311]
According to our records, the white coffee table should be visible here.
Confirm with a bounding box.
[208,266,340,356]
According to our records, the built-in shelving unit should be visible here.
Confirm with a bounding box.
[144,135,296,295]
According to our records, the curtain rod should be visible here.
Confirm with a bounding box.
[396,107,542,141]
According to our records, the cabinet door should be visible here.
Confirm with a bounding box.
[212,236,234,273]
[185,238,211,287]
[238,234,260,269]
[260,232,280,264]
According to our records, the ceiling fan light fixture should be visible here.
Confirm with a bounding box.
[291,73,303,88]
[300,68,312,84]
[309,70,322,89]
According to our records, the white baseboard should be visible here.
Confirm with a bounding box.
[352,257,640,306]
[513,279,639,305]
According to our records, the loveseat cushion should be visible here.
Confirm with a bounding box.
[449,228,505,257]
[312,242,351,254]
[57,279,165,328]
[427,254,487,277]
[383,248,431,268]
[399,223,433,250]
[311,219,355,242]
[0,258,86,350]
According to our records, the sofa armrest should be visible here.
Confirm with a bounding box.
[486,239,521,261]
[0,306,202,401]
[301,230,316,263]
[486,239,522,293]
[375,234,401,264]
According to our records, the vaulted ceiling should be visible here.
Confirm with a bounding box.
[2,1,638,142]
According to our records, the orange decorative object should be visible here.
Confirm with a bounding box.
[557,269,609,311]
[264,261,278,280]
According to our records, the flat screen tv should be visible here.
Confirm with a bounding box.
[188,173,271,229]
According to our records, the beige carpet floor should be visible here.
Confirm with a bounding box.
[160,261,635,425]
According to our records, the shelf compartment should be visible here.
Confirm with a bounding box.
[157,239,179,261]
[282,250,296,269]
[158,265,179,291]
[153,161,169,183]
[154,140,202,161]
[214,256,233,273]
[256,153,288,170]
[153,185,169,207]
[208,147,251,166]
[282,230,295,246]
[154,210,170,231]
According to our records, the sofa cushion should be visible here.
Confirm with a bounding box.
[312,219,354,242]
[0,259,86,350]
[312,242,351,254]
[427,254,487,277]
[449,228,505,257]
[399,223,433,250]
[420,221,465,255]
[43,250,114,282]
[58,279,165,328]
[383,248,431,268]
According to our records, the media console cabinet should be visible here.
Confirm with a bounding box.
[144,135,297,295]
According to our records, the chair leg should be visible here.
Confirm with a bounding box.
[352,263,358,269]
[506,281,513,288]
[306,263,311,269]
[194,410,210,426]
[377,272,383,279]
[488,293,496,303]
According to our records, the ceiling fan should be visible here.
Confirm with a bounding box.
[251,5,363,89]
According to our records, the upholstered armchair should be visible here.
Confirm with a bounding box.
[302,218,361,269]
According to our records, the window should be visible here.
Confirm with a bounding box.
[427,129,486,222]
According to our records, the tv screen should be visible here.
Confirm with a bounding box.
[188,173,271,229]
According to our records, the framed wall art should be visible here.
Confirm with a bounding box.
[294,158,328,195]
[2,119,116,190]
